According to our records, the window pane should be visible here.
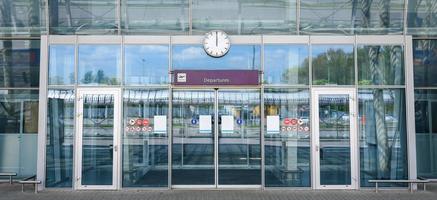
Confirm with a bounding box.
[358,89,408,187]
[123,89,168,187]
[415,89,437,179]
[358,45,404,86]
[0,89,38,177]
[300,0,404,35]
[0,0,47,36]
[312,45,354,85]
[46,89,75,187]
[125,45,169,85]
[264,45,309,85]
[264,89,310,187]
[0,40,40,87]
[192,0,296,35]
[172,45,261,70]
[121,0,189,34]
[49,0,118,34]
[78,45,121,85]
[413,40,437,87]
[49,45,75,85]
[407,0,437,36]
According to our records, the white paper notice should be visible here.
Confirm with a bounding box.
[267,115,280,134]
[154,115,167,134]
[221,115,234,134]
[199,115,212,133]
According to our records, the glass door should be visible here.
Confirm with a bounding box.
[217,90,261,187]
[312,88,358,189]
[171,89,261,188]
[75,88,121,190]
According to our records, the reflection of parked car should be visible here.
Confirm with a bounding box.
[385,115,398,123]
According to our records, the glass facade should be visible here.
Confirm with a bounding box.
[0,90,39,178]
[0,0,433,191]
[0,0,47,36]
[413,39,437,179]
[46,89,74,187]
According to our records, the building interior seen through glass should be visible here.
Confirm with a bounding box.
[1,0,437,190]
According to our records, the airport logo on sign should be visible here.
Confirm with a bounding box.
[177,73,187,83]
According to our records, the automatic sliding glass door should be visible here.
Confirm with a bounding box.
[171,89,261,188]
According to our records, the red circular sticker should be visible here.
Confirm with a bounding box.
[136,119,143,126]
[142,119,149,126]
[284,118,290,125]
[290,118,298,126]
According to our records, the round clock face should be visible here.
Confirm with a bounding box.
[203,30,230,58]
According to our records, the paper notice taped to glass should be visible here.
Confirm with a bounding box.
[267,115,280,134]
[199,115,212,133]
[154,115,167,134]
[221,115,234,134]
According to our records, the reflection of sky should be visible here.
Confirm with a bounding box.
[172,45,260,70]
[78,45,121,85]
[125,45,168,85]
[49,45,75,85]
[264,45,308,84]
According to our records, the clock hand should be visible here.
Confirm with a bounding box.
[216,31,218,47]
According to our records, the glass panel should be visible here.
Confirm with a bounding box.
[415,89,437,178]
[358,89,408,187]
[218,90,261,185]
[123,89,169,187]
[312,45,354,85]
[358,45,404,86]
[49,45,75,85]
[264,89,310,187]
[0,89,38,178]
[81,93,115,186]
[413,40,437,87]
[300,0,404,35]
[172,90,215,185]
[124,45,169,85]
[78,45,121,86]
[172,45,261,70]
[192,0,296,35]
[46,89,75,187]
[318,94,351,185]
[0,40,40,88]
[121,0,189,34]
[407,0,437,36]
[264,45,309,85]
[49,0,118,34]
[0,0,46,36]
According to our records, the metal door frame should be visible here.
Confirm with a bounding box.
[74,88,122,190]
[311,87,358,190]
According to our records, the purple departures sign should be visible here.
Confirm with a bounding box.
[173,70,259,86]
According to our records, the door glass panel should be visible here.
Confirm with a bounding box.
[81,94,115,186]
[318,94,351,185]
[172,90,215,185]
[218,90,261,185]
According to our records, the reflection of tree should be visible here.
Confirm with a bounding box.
[81,70,118,85]
[302,48,353,85]
[361,0,405,181]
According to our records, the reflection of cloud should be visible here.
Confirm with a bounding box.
[136,45,168,53]
[173,47,204,60]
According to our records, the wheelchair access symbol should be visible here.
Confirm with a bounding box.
[236,118,243,125]
[191,119,198,125]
